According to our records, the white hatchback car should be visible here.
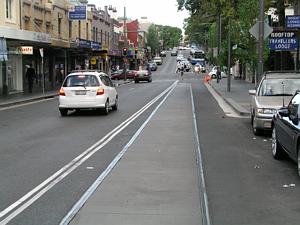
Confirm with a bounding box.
[59,71,118,116]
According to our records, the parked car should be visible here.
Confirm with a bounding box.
[171,50,177,56]
[249,72,300,135]
[271,91,300,176]
[160,51,167,57]
[59,71,118,116]
[153,56,163,65]
[208,66,226,78]
[147,62,157,71]
[111,69,136,80]
[134,70,152,83]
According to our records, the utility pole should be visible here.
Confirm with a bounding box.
[227,18,231,92]
[123,6,128,77]
[257,0,265,83]
[123,7,127,47]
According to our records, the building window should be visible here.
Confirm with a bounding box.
[96,28,98,42]
[101,29,103,44]
[92,27,95,41]
[105,31,107,45]
[107,32,109,47]
[6,0,13,19]
[58,15,62,37]
[86,23,89,40]
[46,24,51,34]
[69,21,72,39]
[78,21,81,39]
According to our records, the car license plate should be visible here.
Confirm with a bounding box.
[75,90,86,95]
[264,121,272,128]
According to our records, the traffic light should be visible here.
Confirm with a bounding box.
[122,47,128,56]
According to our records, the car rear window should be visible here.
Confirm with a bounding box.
[258,78,300,96]
[63,75,100,87]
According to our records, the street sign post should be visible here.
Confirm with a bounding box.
[249,21,273,40]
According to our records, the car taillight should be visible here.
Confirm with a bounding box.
[97,87,105,95]
[59,88,65,96]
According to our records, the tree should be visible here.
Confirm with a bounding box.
[156,25,182,49]
[146,24,160,56]
[178,0,274,79]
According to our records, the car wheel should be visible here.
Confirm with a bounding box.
[272,127,285,159]
[103,100,109,115]
[211,74,216,79]
[60,109,68,117]
[112,96,118,111]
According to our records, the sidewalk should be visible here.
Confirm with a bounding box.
[0,80,132,108]
[66,83,203,225]
[208,77,255,116]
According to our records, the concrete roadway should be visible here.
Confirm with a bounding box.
[1,51,300,225]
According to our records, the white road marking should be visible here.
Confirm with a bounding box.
[0,98,55,111]
[86,167,94,170]
[0,81,178,224]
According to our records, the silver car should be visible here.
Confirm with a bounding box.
[249,72,300,135]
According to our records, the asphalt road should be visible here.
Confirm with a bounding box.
[0,54,177,225]
[192,77,300,225]
[1,50,300,225]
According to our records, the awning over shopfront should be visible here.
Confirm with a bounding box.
[0,26,51,43]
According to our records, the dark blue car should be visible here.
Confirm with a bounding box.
[272,91,300,176]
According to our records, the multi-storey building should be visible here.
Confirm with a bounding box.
[0,0,144,96]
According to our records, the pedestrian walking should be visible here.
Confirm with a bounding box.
[176,61,182,73]
[25,64,36,93]
[216,66,221,83]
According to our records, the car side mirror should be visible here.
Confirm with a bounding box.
[278,107,289,117]
[249,90,256,95]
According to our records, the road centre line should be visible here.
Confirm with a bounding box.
[60,80,178,225]
[0,81,178,224]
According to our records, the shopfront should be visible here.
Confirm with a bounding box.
[0,27,51,95]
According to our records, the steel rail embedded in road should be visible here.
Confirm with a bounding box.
[190,85,211,225]
[0,81,178,225]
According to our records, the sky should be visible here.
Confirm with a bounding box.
[87,0,189,31]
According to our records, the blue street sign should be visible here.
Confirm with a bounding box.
[269,31,298,51]
[286,16,300,29]
[69,6,87,20]
[269,38,298,51]
[77,39,91,48]
[91,41,101,50]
